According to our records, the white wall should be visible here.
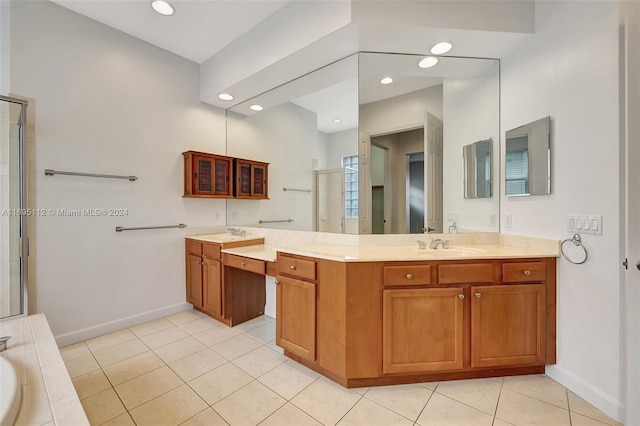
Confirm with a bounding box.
[323,127,358,170]
[501,1,622,420]
[226,102,319,230]
[10,1,226,343]
[443,66,500,232]
[359,86,442,136]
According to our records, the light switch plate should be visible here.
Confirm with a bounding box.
[568,214,602,235]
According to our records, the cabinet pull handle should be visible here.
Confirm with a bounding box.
[523,270,531,276]
[475,292,481,298]
[275,280,280,285]
[458,294,464,300]
[290,265,296,270]
[241,261,246,266]
[202,262,206,266]
[406,273,413,279]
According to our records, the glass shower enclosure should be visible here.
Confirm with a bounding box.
[0,96,28,319]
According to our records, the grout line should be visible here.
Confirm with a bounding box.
[491,377,504,425]
[361,391,420,424]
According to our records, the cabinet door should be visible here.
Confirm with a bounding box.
[251,163,268,198]
[192,155,215,195]
[383,287,464,374]
[276,276,316,361]
[471,284,545,368]
[236,160,253,198]
[186,254,203,308]
[212,158,231,196]
[202,258,222,317]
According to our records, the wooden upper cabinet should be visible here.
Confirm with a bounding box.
[383,287,464,374]
[471,284,545,368]
[183,151,233,198]
[235,158,269,199]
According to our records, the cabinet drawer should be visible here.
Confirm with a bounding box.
[277,255,316,281]
[186,240,202,256]
[383,265,431,287]
[224,254,265,275]
[203,243,221,260]
[439,263,494,284]
[502,262,546,282]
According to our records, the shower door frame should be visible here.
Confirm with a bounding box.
[1,95,29,319]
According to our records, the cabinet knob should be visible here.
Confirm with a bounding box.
[523,270,531,276]
[275,280,280,285]
[202,262,206,266]
[406,273,413,279]
[290,265,296,270]
[241,261,246,266]
[458,294,464,300]
[475,292,481,298]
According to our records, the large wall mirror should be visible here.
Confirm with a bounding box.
[226,52,500,234]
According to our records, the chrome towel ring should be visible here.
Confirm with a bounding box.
[561,234,588,264]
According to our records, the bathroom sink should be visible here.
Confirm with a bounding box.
[383,245,486,258]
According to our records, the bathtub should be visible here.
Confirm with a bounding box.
[0,356,21,426]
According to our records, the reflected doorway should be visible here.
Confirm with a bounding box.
[315,169,344,233]
[406,153,425,233]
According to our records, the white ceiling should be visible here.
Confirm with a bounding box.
[50,0,290,64]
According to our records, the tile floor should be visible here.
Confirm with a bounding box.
[60,310,621,426]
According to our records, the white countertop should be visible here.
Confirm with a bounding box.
[221,244,278,262]
[186,233,265,245]
[219,242,559,263]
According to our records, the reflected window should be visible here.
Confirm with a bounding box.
[505,148,529,196]
[343,155,359,218]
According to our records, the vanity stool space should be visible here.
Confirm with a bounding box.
[275,253,556,388]
[185,235,272,326]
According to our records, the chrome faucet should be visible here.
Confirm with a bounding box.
[430,238,450,249]
[448,222,459,234]
[228,228,246,237]
[0,336,11,352]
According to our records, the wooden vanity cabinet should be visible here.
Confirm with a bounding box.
[275,254,317,362]
[276,255,556,388]
[183,151,233,198]
[185,240,225,322]
[235,158,269,199]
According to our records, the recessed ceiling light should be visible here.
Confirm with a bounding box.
[430,42,453,55]
[418,56,439,69]
[250,104,264,111]
[151,0,174,16]
[380,77,394,85]
[218,93,234,101]
[333,119,342,123]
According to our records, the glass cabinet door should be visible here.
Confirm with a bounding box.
[195,156,213,193]
[252,165,267,197]
[213,159,230,195]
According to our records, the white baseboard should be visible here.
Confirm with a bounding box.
[54,302,192,347]
[545,365,625,423]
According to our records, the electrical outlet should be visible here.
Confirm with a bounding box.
[504,214,512,228]
[490,214,496,227]
[447,212,459,222]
